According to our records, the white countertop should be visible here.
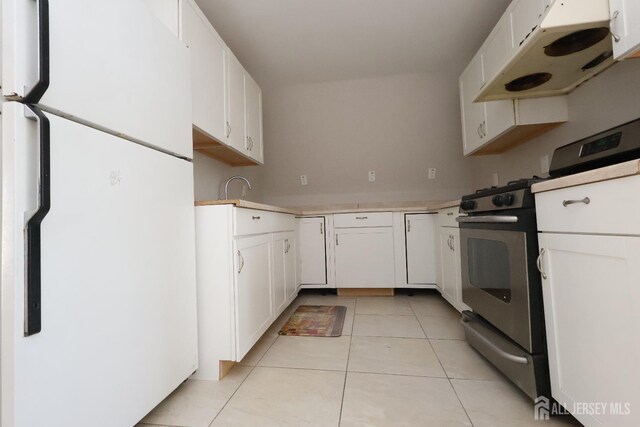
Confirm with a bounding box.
[194,199,461,215]
[532,159,640,193]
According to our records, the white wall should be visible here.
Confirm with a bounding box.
[260,73,474,207]
[471,60,640,188]
[192,152,263,202]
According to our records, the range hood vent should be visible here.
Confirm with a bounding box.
[476,0,614,102]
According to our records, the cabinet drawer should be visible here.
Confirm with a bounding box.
[234,208,295,236]
[535,175,640,235]
[333,212,393,228]
[437,207,461,228]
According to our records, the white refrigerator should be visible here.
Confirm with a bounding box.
[1,1,198,426]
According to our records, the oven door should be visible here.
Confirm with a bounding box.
[457,211,542,353]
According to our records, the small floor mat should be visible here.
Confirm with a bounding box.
[278,305,347,337]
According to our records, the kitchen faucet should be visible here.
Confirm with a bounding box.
[223,176,252,200]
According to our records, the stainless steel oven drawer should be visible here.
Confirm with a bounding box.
[461,311,549,400]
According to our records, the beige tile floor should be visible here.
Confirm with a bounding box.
[138,290,581,427]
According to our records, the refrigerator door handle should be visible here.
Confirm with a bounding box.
[24,0,50,104]
[24,104,51,336]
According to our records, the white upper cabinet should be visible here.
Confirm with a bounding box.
[245,73,264,163]
[180,0,227,144]
[167,0,264,166]
[610,0,640,59]
[226,49,248,155]
[510,0,546,48]
[459,2,568,156]
[460,54,490,155]
[481,12,514,88]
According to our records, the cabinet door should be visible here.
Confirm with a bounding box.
[438,229,457,304]
[611,0,640,59]
[299,218,328,285]
[245,73,263,163]
[510,0,545,48]
[405,214,437,284]
[226,49,247,153]
[481,12,513,87]
[539,233,640,427]
[460,53,487,155]
[234,234,273,361]
[335,227,395,288]
[285,234,298,301]
[181,0,227,143]
[272,234,288,316]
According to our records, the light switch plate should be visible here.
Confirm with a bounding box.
[300,175,308,186]
[492,172,499,186]
[368,171,376,182]
[428,168,436,179]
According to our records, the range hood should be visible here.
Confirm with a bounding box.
[476,0,614,102]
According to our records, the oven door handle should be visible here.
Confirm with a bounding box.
[456,215,518,224]
[461,318,529,365]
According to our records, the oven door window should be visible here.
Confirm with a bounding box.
[467,238,511,303]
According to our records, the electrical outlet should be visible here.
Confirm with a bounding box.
[368,171,376,182]
[428,168,436,179]
[492,172,499,186]
[300,175,308,186]
[540,155,550,174]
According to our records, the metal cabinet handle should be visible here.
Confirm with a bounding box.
[477,123,483,138]
[450,235,455,251]
[407,220,411,232]
[25,105,51,336]
[562,197,590,207]
[447,235,452,251]
[25,0,50,104]
[355,216,368,220]
[447,212,454,216]
[482,121,487,137]
[336,234,339,246]
[246,136,251,150]
[237,250,245,273]
[226,122,231,138]
[252,216,261,220]
[537,248,547,280]
[320,223,323,235]
[611,10,621,43]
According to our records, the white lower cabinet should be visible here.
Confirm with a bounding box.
[298,217,328,286]
[234,234,274,360]
[335,226,395,288]
[536,176,640,426]
[272,231,298,316]
[405,213,437,285]
[438,228,462,307]
[193,205,298,380]
[434,207,469,312]
[537,233,640,427]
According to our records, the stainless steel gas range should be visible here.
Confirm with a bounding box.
[456,116,640,402]
[457,178,549,400]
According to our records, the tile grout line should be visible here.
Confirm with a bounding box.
[337,296,358,427]
[410,298,476,427]
[206,295,309,427]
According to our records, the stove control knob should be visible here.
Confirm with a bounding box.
[492,195,504,207]
[503,193,515,206]
[460,200,476,211]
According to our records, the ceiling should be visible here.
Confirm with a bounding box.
[196,0,511,88]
